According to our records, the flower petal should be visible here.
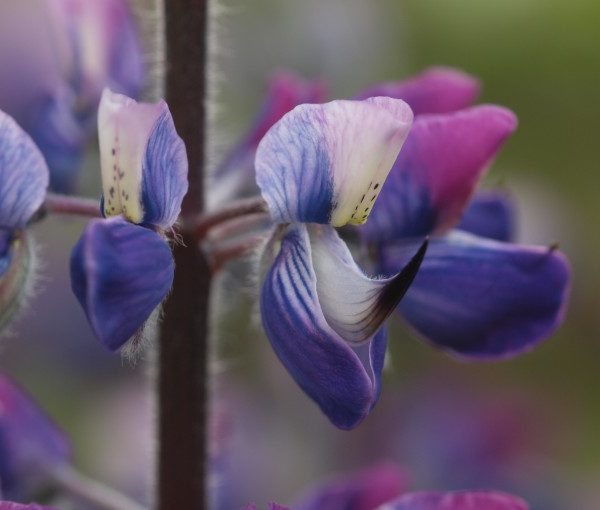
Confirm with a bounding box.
[98,89,188,229]
[0,111,49,229]
[380,231,570,358]
[309,224,427,344]
[70,217,174,351]
[260,224,382,429]
[362,106,517,244]
[0,374,71,499]
[354,67,479,115]
[293,462,408,510]
[457,190,516,242]
[380,491,528,510]
[255,98,413,227]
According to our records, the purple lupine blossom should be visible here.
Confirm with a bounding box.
[361,105,571,358]
[0,374,71,500]
[0,0,143,191]
[255,97,430,429]
[70,90,187,353]
[0,109,50,332]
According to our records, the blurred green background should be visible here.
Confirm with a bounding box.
[2,0,600,509]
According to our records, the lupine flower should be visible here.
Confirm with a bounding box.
[255,97,429,429]
[0,0,143,191]
[361,105,571,358]
[70,89,187,353]
[212,67,477,206]
[0,374,71,500]
[0,109,49,332]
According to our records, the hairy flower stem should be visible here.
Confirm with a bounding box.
[51,467,145,510]
[190,196,269,239]
[158,1,210,509]
[41,193,101,218]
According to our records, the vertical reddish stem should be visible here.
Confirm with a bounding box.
[158,1,210,509]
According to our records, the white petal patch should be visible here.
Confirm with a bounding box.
[308,225,427,344]
[326,97,413,227]
[98,89,165,224]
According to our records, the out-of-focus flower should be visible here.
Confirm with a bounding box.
[70,89,187,353]
[0,0,143,192]
[0,109,49,333]
[361,105,571,358]
[246,472,528,510]
[0,374,71,500]
[291,462,409,510]
[378,491,528,510]
[353,67,479,115]
[0,503,56,510]
[255,97,427,429]
[211,72,327,205]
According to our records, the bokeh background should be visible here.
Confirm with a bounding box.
[2,0,600,509]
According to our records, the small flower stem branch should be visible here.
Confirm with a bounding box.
[158,1,210,509]
[189,196,268,239]
[50,466,145,510]
[205,234,265,273]
[42,193,101,218]
[205,211,270,242]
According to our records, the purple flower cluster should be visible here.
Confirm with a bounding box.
[242,68,571,429]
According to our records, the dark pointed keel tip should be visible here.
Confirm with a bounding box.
[381,237,429,306]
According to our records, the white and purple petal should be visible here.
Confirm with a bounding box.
[309,224,426,344]
[380,491,528,510]
[0,374,71,499]
[362,106,517,244]
[260,224,424,428]
[458,190,516,242]
[98,89,188,229]
[0,111,49,229]
[255,98,413,227]
[261,225,380,428]
[70,217,174,352]
[380,231,571,359]
[354,67,479,115]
